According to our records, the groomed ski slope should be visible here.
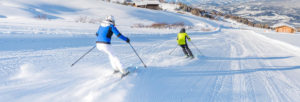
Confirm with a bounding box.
[1,0,300,102]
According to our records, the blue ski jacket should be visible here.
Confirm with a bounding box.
[96,20,128,44]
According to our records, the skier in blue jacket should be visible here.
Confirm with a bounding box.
[96,15,130,76]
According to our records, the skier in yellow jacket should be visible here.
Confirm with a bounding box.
[177,28,194,58]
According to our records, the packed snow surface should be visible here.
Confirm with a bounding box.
[1,0,300,102]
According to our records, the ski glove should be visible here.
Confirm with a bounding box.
[96,33,98,36]
[188,38,191,41]
[126,38,130,43]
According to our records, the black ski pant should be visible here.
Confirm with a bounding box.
[180,44,193,57]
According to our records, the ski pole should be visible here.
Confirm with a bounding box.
[169,45,178,55]
[71,46,96,67]
[189,41,204,56]
[128,43,147,68]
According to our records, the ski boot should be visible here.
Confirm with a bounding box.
[113,70,120,74]
[190,56,195,59]
[185,55,190,58]
[121,71,130,78]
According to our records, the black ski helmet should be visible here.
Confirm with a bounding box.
[180,28,186,33]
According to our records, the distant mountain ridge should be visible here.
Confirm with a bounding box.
[165,0,300,27]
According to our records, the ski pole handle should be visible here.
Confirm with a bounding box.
[71,46,96,67]
[129,43,147,68]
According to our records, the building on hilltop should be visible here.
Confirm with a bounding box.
[134,0,160,10]
[272,23,296,34]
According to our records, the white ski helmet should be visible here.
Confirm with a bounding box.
[106,15,115,22]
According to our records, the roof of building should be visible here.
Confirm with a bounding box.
[134,0,160,5]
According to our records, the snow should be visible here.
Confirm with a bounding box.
[160,3,180,12]
[134,0,160,6]
[1,0,300,102]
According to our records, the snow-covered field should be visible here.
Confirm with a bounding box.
[1,0,300,102]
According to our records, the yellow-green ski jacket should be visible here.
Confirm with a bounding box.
[177,32,191,45]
